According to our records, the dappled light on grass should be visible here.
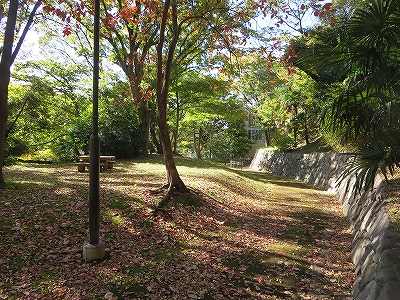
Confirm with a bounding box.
[0,158,354,299]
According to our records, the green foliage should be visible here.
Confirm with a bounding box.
[4,137,29,165]
[232,51,322,149]
[20,149,58,162]
[210,121,253,162]
[6,81,62,161]
[270,129,296,151]
[99,98,145,158]
[295,0,400,191]
[339,143,400,192]
[8,59,146,162]
[53,110,92,161]
[7,59,93,162]
[55,97,144,161]
[296,0,400,144]
[169,69,252,160]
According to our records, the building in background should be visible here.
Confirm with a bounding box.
[244,120,266,159]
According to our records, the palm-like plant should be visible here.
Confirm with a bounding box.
[295,0,400,191]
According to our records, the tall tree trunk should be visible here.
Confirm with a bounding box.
[155,95,188,209]
[148,102,163,154]
[172,91,180,153]
[127,73,150,156]
[194,130,202,159]
[0,72,10,185]
[138,102,149,155]
[150,124,163,154]
[0,0,18,184]
[154,0,188,209]
[304,111,310,145]
[158,105,186,190]
[264,129,270,146]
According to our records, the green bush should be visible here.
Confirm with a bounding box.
[271,130,295,151]
[99,117,145,158]
[53,110,92,161]
[210,122,253,162]
[4,137,29,165]
[54,101,145,161]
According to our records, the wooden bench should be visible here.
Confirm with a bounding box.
[76,162,90,172]
[230,160,243,169]
[106,161,116,169]
[76,162,106,172]
[76,155,116,172]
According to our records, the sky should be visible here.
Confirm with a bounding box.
[16,31,42,61]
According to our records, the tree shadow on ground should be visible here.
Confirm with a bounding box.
[0,161,353,299]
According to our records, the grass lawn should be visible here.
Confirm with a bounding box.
[0,155,354,299]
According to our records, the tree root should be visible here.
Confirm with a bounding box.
[152,183,190,217]
[149,183,170,195]
[153,185,174,216]
[152,207,174,220]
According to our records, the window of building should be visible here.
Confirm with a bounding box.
[248,129,263,141]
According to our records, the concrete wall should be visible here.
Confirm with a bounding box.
[251,149,400,300]
[246,139,266,160]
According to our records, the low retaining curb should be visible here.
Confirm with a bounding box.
[250,149,400,300]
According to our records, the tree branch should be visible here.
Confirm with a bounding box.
[11,0,43,64]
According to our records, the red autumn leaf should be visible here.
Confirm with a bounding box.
[63,25,73,36]
[323,3,333,10]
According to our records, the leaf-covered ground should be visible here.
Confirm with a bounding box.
[387,169,400,232]
[0,156,354,299]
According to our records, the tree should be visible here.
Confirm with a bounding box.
[168,70,229,156]
[0,0,43,184]
[6,58,93,162]
[268,0,335,35]
[98,82,144,158]
[42,0,157,156]
[231,50,283,147]
[153,0,264,207]
[46,0,281,204]
[53,0,263,204]
[57,83,144,161]
[294,0,400,190]
[208,119,253,162]
[231,49,321,150]
[6,79,56,160]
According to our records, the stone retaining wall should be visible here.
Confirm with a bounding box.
[250,149,400,300]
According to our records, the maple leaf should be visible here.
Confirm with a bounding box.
[63,25,73,36]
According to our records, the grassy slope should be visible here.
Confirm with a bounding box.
[0,156,353,299]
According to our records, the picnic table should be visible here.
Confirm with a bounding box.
[75,155,116,172]
[230,158,251,170]
[230,160,243,169]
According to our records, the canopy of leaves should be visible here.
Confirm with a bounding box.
[293,0,400,190]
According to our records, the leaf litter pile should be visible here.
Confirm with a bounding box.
[0,156,354,299]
